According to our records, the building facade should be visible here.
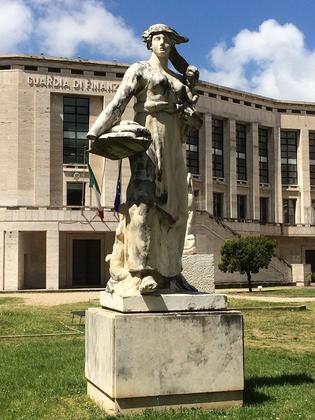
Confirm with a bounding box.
[0,54,314,290]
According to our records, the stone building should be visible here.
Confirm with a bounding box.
[0,54,313,290]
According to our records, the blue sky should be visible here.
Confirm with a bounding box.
[2,0,315,100]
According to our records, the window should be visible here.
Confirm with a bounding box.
[71,69,84,75]
[312,200,315,225]
[48,67,61,73]
[259,128,269,183]
[24,65,38,71]
[213,192,224,218]
[281,131,297,185]
[63,96,89,164]
[212,119,224,178]
[260,197,269,224]
[186,130,199,175]
[236,123,247,180]
[309,132,315,185]
[67,182,85,207]
[283,199,296,224]
[237,195,247,220]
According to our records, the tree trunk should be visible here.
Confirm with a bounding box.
[246,271,252,292]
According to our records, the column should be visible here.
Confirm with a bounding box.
[4,231,19,290]
[299,128,311,224]
[0,231,4,290]
[34,90,51,206]
[225,119,237,218]
[248,123,260,220]
[270,127,282,223]
[46,230,59,290]
[203,113,213,212]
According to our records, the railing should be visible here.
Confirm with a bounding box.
[0,205,114,211]
[197,210,241,238]
[197,209,292,270]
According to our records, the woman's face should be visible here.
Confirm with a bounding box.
[151,33,173,58]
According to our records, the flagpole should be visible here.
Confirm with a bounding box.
[114,159,122,214]
[81,145,87,213]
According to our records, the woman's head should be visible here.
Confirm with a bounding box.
[143,24,188,50]
[143,24,190,75]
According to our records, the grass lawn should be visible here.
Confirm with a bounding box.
[227,286,315,298]
[251,287,315,298]
[0,297,314,419]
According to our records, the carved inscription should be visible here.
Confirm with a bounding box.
[27,75,120,93]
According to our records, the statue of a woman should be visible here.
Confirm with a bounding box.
[87,24,202,296]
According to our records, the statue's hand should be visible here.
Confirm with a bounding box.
[180,107,203,132]
[87,131,97,141]
[183,107,194,118]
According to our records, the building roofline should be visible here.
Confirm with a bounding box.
[0,53,130,69]
[198,79,315,107]
[1,53,315,107]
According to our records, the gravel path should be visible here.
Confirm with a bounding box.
[2,291,101,306]
[224,294,315,303]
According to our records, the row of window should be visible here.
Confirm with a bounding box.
[61,97,315,187]
[211,120,315,186]
[213,192,297,225]
[211,119,269,182]
[67,178,299,226]
[213,193,269,222]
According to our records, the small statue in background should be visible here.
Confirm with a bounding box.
[184,65,200,105]
[183,172,197,255]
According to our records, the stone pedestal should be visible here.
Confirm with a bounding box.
[85,296,244,416]
[182,254,215,293]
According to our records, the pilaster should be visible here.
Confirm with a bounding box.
[225,119,237,218]
[270,127,282,223]
[46,230,59,290]
[34,90,51,205]
[299,128,311,224]
[203,113,213,212]
[0,231,4,290]
[4,231,19,290]
[248,123,260,220]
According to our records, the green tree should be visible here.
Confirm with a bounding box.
[218,236,276,292]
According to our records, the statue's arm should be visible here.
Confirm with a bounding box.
[87,63,143,139]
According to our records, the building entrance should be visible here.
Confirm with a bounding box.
[72,239,101,286]
[305,250,315,272]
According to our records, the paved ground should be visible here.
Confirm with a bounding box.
[1,288,314,305]
[2,291,101,306]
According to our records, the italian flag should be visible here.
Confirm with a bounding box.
[88,164,104,221]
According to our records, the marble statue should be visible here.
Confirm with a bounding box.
[87,24,202,296]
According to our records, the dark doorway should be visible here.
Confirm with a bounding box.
[260,197,269,224]
[237,194,247,221]
[305,250,315,273]
[72,239,101,286]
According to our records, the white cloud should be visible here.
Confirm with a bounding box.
[0,0,147,60]
[34,0,147,59]
[0,0,33,51]
[201,19,315,101]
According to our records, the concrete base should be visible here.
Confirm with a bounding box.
[85,308,244,416]
[100,291,227,312]
[87,381,243,415]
